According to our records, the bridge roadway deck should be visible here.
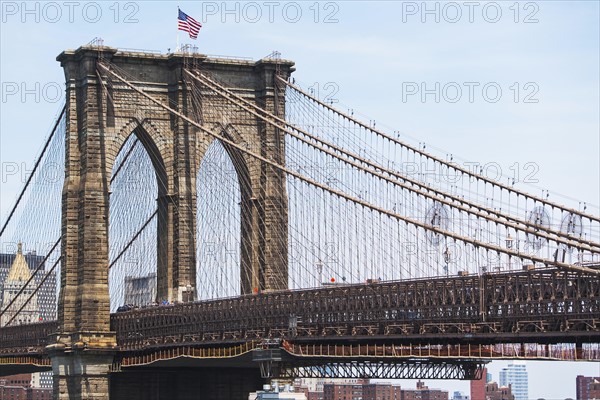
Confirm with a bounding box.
[1,267,599,376]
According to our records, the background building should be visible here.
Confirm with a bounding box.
[124,272,157,306]
[322,380,403,400]
[0,375,52,400]
[297,380,450,400]
[362,382,402,400]
[0,244,57,390]
[589,380,600,399]
[1,244,40,326]
[250,383,307,400]
[323,381,366,400]
[0,244,57,324]
[401,381,448,400]
[295,378,326,394]
[484,382,515,400]
[295,379,403,400]
[577,376,600,400]
[452,391,469,400]
[499,362,528,400]
[470,367,489,400]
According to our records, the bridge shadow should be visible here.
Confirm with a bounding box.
[110,367,262,400]
[0,364,51,376]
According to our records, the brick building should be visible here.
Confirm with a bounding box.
[470,368,488,400]
[577,376,600,400]
[0,375,52,400]
[0,382,27,400]
[401,381,448,400]
[484,382,514,400]
[589,380,600,399]
[0,244,56,390]
[318,379,403,400]
[323,382,364,400]
[314,380,449,400]
[362,383,403,400]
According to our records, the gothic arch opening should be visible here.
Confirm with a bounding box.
[196,139,249,300]
[108,128,165,311]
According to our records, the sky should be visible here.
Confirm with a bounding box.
[0,1,599,398]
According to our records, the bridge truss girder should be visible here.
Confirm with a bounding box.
[253,349,487,380]
[279,360,485,380]
[253,348,485,380]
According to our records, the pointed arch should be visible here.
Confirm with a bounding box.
[195,137,247,300]
[194,124,253,197]
[106,122,169,311]
[106,119,169,196]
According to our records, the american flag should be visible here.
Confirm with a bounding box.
[178,9,202,39]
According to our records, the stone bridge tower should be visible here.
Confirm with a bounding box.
[51,45,293,399]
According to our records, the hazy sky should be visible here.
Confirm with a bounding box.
[0,1,598,398]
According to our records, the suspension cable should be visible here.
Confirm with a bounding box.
[185,70,600,253]
[0,106,66,238]
[97,61,600,276]
[108,209,158,270]
[278,76,600,225]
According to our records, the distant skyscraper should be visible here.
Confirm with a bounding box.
[124,273,157,306]
[0,243,56,389]
[499,362,528,400]
[0,244,56,323]
[0,243,40,326]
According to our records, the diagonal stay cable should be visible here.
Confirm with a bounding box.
[0,106,66,238]
[186,70,600,254]
[279,76,600,225]
[111,138,140,184]
[98,61,600,276]
[108,209,157,270]
[3,135,147,321]
[3,201,156,323]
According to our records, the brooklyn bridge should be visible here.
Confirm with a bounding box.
[0,43,598,399]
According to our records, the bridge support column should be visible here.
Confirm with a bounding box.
[156,193,175,302]
[50,341,116,400]
[170,102,198,302]
[239,62,291,294]
[54,46,119,399]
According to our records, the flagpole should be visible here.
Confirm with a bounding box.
[176,7,180,51]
